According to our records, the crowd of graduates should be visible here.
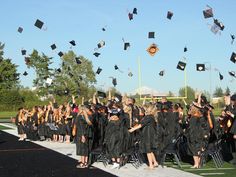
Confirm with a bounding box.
[15,92,236,169]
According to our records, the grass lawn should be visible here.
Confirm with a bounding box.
[0,111,17,119]
[166,158,236,177]
[0,125,11,130]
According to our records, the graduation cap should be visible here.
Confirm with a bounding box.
[146,43,159,56]
[210,23,221,34]
[97,40,105,48]
[159,70,165,76]
[23,71,28,76]
[93,52,101,57]
[128,13,133,20]
[184,47,187,52]
[114,65,119,70]
[114,93,122,102]
[58,51,64,57]
[51,44,56,50]
[133,8,137,15]
[112,78,117,87]
[231,34,235,45]
[148,32,155,39]
[214,19,224,31]
[69,40,76,46]
[97,91,106,98]
[230,52,236,63]
[25,57,30,65]
[68,72,74,78]
[75,57,82,64]
[128,71,133,77]
[18,27,23,33]
[176,61,186,71]
[231,94,236,101]
[167,11,173,20]
[196,64,205,71]
[219,72,223,80]
[56,68,61,73]
[96,67,102,74]
[229,71,236,77]
[102,27,106,31]
[203,6,214,18]
[21,49,26,55]
[124,42,130,50]
[34,19,44,29]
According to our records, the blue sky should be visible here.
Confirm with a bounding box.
[1,0,236,95]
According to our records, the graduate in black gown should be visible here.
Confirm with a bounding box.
[185,94,212,169]
[129,103,158,169]
[228,94,236,164]
[75,105,94,168]
[104,101,124,169]
[15,108,26,141]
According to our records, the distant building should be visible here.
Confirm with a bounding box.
[212,97,223,104]
[130,86,170,97]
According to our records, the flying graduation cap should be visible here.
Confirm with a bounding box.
[148,32,155,39]
[219,72,224,80]
[23,71,28,76]
[159,70,165,76]
[231,34,235,45]
[146,43,159,56]
[176,61,186,71]
[184,47,187,52]
[97,40,105,49]
[56,68,61,73]
[133,8,137,14]
[25,57,30,65]
[110,77,117,87]
[51,44,57,50]
[69,40,76,46]
[21,49,26,55]
[213,19,224,31]
[196,64,206,71]
[229,71,236,77]
[203,5,214,18]
[128,13,133,20]
[128,71,133,77]
[93,52,101,57]
[167,11,173,20]
[75,57,82,64]
[18,27,23,33]
[230,52,236,63]
[58,51,64,57]
[96,67,102,74]
[97,91,106,98]
[34,19,44,29]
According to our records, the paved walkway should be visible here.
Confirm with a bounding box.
[0,123,201,177]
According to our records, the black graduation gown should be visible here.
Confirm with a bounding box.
[75,114,94,156]
[104,118,123,158]
[186,116,207,156]
[139,115,157,153]
[15,114,25,135]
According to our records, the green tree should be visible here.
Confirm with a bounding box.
[213,87,224,97]
[179,86,195,104]
[0,42,20,91]
[26,50,54,97]
[167,91,174,97]
[225,87,231,95]
[0,89,24,111]
[53,51,96,100]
